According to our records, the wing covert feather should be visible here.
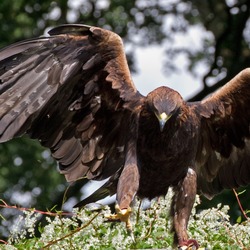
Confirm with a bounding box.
[193,68,250,197]
[0,24,143,182]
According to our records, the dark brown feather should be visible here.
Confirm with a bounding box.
[193,69,250,197]
[0,24,143,183]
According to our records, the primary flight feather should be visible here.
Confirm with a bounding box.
[1,24,250,248]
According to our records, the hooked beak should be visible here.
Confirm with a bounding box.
[158,112,172,132]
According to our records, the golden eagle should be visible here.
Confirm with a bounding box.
[1,24,250,248]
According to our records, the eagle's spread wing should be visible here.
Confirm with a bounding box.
[193,69,250,198]
[0,24,143,182]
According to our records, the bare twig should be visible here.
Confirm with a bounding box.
[42,211,100,249]
[232,189,249,221]
[0,199,73,217]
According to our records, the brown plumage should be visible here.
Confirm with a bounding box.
[1,24,250,248]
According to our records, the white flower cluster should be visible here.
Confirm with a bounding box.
[189,203,250,249]
[8,210,41,244]
[2,192,250,249]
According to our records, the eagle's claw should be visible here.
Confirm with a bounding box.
[105,204,132,231]
[178,239,200,250]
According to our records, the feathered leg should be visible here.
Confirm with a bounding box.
[106,113,140,230]
[106,161,139,230]
[171,168,199,249]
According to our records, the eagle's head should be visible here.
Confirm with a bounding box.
[146,86,184,131]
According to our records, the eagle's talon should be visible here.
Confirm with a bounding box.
[105,204,132,231]
[178,239,199,250]
[178,246,199,250]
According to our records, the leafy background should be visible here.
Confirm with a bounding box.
[0,0,250,241]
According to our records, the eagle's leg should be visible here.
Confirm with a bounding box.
[106,114,140,231]
[171,168,199,249]
[114,160,140,231]
[106,162,139,231]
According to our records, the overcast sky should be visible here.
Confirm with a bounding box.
[132,45,202,100]
[130,23,210,100]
